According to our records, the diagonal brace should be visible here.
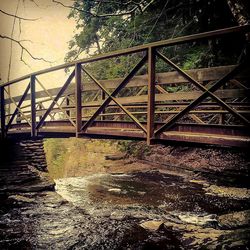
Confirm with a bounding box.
[36,77,76,126]
[82,67,147,133]
[81,55,148,132]
[155,58,250,136]
[36,70,75,129]
[6,82,30,132]
[4,88,31,126]
[156,51,249,127]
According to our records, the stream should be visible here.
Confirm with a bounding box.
[1,147,250,249]
[44,169,249,249]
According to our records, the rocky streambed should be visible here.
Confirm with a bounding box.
[0,139,250,249]
[1,163,250,249]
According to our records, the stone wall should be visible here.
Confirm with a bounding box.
[0,138,54,194]
[19,139,48,172]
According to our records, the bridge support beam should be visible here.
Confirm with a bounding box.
[30,75,37,137]
[101,90,105,121]
[0,86,5,140]
[147,47,156,145]
[75,63,82,137]
[66,95,70,117]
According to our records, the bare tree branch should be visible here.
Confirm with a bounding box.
[52,0,156,18]
[0,35,52,63]
[0,9,40,21]
[7,0,20,82]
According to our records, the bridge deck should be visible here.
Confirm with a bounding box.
[7,120,250,147]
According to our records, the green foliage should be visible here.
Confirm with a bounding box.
[65,0,243,81]
[44,138,120,179]
[44,139,67,166]
[182,47,208,70]
[43,139,68,178]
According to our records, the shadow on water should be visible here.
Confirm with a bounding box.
[198,168,250,188]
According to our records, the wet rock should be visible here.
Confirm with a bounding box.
[182,227,250,249]
[177,213,217,227]
[6,175,55,193]
[139,220,164,231]
[110,211,126,220]
[130,211,147,219]
[189,179,209,187]
[204,185,250,199]
[105,154,126,160]
[7,195,35,205]
[218,210,250,229]
[108,188,122,194]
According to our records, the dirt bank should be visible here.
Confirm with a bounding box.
[121,141,250,187]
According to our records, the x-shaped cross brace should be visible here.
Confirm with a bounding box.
[36,70,76,129]
[155,51,250,136]
[81,55,148,133]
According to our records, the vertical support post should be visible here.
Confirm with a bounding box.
[219,85,225,125]
[147,47,156,145]
[30,75,37,137]
[75,63,82,136]
[66,95,70,117]
[0,86,6,140]
[101,90,105,121]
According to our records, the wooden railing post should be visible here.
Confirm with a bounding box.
[30,75,37,137]
[0,86,6,139]
[101,90,105,121]
[66,95,70,117]
[75,63,82,136]
[147,47,156,145]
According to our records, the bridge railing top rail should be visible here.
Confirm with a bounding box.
[1,24,250,88]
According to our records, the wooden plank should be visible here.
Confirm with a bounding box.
[66,96,70,117]
[36,78,75,126]
[160,131,250,148]
[156,51,250,129]
[6,82,30,132]
[84,89,249,106]
[82,67,147,133]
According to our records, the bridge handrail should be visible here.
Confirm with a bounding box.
[1,24,250,88]
[7,64,249,104]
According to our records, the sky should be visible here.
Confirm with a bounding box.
[0,0,78,91]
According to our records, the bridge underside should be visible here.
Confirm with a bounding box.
[7,120,250,148]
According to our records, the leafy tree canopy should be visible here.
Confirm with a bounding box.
[64,0,248,78]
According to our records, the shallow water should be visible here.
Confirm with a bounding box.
[55,170,250,218]
[1,168,250,249]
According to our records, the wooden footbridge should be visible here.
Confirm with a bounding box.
[1,25,250,147]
